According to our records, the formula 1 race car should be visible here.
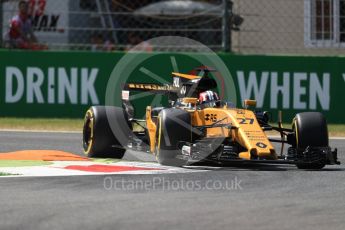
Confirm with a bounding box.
[82,67,340,169]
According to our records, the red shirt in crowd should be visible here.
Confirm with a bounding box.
[9,14,33,41]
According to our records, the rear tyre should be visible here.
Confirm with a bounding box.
[83,106,128,158]
[293,112,328,169]
[155,109,191,167]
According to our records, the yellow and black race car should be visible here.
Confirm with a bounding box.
[82,68,340,169]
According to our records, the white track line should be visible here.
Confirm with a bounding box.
[328,137,345,140]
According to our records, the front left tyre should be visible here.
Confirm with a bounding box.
[83,106,129,158]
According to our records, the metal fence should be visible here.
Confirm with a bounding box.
[1,0,344,55]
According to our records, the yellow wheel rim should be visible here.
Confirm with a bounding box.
[83,109,94,155]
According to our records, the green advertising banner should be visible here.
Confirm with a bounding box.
[0,50,344,123]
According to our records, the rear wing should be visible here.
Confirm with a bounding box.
[121,69,211,101]
[123,83,178,93]
[121,83,179,102]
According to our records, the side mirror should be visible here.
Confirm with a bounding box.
[244,99,257,108]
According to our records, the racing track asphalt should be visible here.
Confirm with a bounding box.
[0,131,344,230]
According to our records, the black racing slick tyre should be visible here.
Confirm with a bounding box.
[155,109,191,167]
[83,106,129,158]
[293,112,328,169]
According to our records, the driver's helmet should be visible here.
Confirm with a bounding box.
[199,91,220,107]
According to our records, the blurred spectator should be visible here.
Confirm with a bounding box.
[5,1,46,50]
[103,37,116,51]
[90,33,104,52]
[125,33,153,52]
[90,33,116,52]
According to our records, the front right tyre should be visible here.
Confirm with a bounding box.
[293,112,328,169]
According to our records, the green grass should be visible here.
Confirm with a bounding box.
[0,160,52,167]
[0,117,344,136]
[0,118,83,131]
[0,172,14,176]
[328,124,345,137]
